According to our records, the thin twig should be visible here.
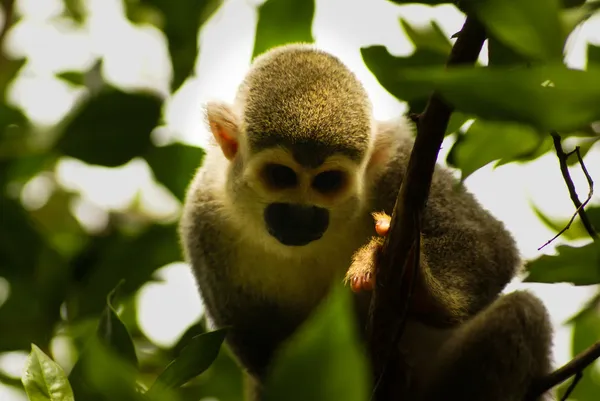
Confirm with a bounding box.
[526,340,600,400]
[538,133,597,250]
[366,15,486,401]
[560,371,583,401]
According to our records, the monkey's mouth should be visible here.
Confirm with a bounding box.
[263,203,329,247]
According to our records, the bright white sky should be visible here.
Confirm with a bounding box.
[2,0,600,399]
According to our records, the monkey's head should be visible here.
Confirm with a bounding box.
[205,44,398,252]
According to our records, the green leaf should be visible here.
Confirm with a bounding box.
[588,43,600,65]
[56,72,85,86]
[263,284,370,401]
[558,308,600,400]
[386,64,600,132]
[97,284,138,366]
[584,206,600,230]
[530,203,589,241]
[78,340,149,401]
[145,143,204,201]
[525,241,600,285]
[361,37,448,114]
[57,90,163,167]
[252,0,315,58]
[166,320,243,401]
[22,344,75,401]
[69,285,138,401]
[465,0,563,61]
[447,119,542,179]
[63,0,85,23]
[148,328,227,396]
[561,1,600,40]
[127,0,223,91]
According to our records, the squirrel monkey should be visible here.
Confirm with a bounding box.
[179,44,553,400]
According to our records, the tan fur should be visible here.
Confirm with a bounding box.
[179,44,553,401]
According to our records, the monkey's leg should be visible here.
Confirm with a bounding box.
[417,290,553,401]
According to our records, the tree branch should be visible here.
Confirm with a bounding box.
[366,15,486,400]
[538,133,597,250]
[526,340,600,400]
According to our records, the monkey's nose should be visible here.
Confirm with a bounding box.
[263,203,329,246]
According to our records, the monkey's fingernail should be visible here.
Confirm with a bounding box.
[363,278,374,291]
[350,277,362,293]
[376,220,390,236]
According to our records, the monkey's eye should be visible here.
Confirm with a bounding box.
[262,163,298,189]
[312,170,346,194]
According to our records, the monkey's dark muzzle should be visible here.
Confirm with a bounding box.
[264,203,329,246]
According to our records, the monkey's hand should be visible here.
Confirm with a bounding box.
[345,212,440,317]
[345,212,390,292]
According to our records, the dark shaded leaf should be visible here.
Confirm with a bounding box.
[588,43,600,65]
[384,64,600,132]
[22,344,75,401]
[584,206,600,230]
[557,308,600,400]
[445,112,470,136]
[263,284,370,401]
[0,58,25,93]
[57,90,163,167]
[98,284,138,366]
[77,340,145,401]
[69,284,138,401]
[69,223,180,319]
[487,35,531,66]
[447,119,543,179]
[388,0,448,4]
[145,143,204,201]
[0,196,65,351]
[252,0,315,58]
[525,241,600,285]
[127,0,223,91]
[63,0,85,23]
[56,71,86,86]
[361,41,446,114]
[561,1,600,39]
[148,328,227,396]
[562,0,589,7]
[164,320,243,401]
[464,0,563,61]
[0,102,29,164]
[177,345,243,401]
[400,18,452,56]
[0,196,44,277]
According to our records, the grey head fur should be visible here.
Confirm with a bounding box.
[235,44,373,168]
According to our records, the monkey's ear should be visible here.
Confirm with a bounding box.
[206,101,241,160]
[366,124,397,177]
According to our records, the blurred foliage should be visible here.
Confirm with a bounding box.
[1,0,600,400]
